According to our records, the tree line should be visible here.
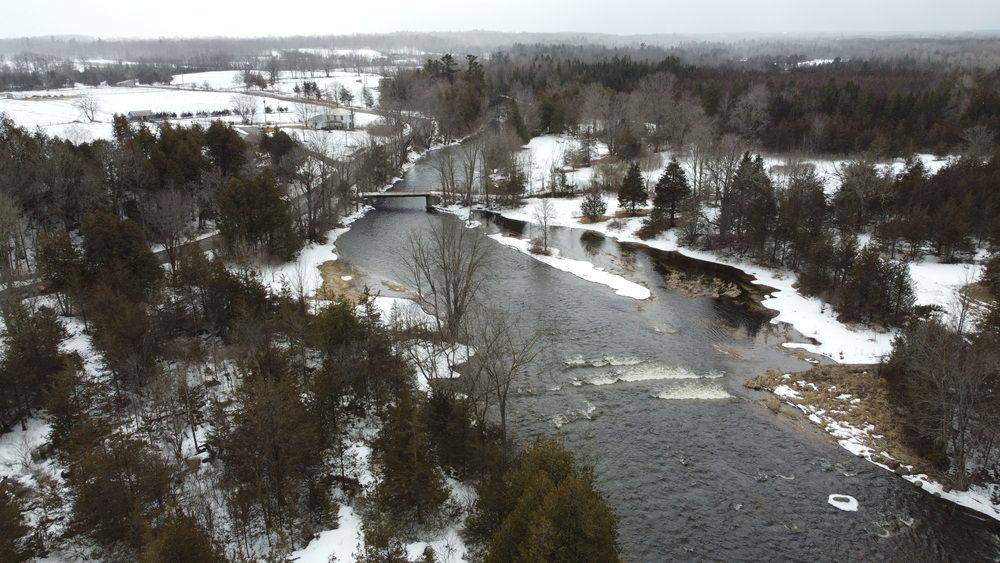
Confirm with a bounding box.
[382,49,999,157]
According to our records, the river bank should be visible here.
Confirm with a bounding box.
[748,366,1000,521]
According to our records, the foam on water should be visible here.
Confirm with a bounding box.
[583,364,724,386]
[564,355,644,368]
[655,383,732,400]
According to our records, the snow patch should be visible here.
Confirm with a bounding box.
[488,232,650,300]
[827,494,859,512]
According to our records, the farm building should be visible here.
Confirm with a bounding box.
[127,110,154,121]
[306,108,355,130]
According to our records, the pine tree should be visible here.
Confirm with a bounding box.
[651,158,690,229]
[0,481,33,562]
[141,514,224,563]
[0,303,68,430]
[481,438,619,563]
[580,190,607,221]
[81,212,163,303]
[617,162,647,215]
[371,392,447,525]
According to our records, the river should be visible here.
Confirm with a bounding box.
[333,146,1000,561]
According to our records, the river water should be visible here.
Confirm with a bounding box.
[334,147,1000,561]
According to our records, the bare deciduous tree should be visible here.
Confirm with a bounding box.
[430,150,459,204]
[962,125,996,161]
[401,220,492,342]
[532,198,555,255]
[145,188,194,272]
[0,192,31,287]
[73,94,100,123]
[468,305,541,458]
[887,320,1000,489]
[458,138,484,208]
[294,102,319,127]
[231,94,257,125]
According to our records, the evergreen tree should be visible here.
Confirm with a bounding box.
[370,392,447,526]
[68,436,171,551]
[580,190,608,222]
[837,246,914,326]
[0,303,68,430]
[141,514,224,563]
[650,158,690,229]
[37,231,85,313]
[216,171,301,260]
[204,120,247,177]
[478,438,620,563]
[209,342,330,535]
[0,481,34,562]
[617,162,647,215]
[80,212,163,303]
[355,510,408,563]
[361,86,375,109]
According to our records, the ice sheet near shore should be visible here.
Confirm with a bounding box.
[488,232,651,300]
[496,195,980,364]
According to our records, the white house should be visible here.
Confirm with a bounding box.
[306,108,355,131]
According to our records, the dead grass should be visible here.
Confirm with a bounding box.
[578,215,609,224]
[612,208,650,219]
[748,365,931,473]
[764,395,781,414]
[606,218,626,231]
[317,260,364,303]
[962,281,994,304]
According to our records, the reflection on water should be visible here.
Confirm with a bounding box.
[334,173,1000,560]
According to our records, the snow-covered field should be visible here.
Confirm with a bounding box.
[0,82,388,148]
[0,85,329,142]
[171,69,383,108]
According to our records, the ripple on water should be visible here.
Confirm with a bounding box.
[581,364,725,386]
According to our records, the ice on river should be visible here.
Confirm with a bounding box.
[828,494,859,512]
[488,232,650,300]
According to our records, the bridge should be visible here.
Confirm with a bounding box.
[358,190,444,209]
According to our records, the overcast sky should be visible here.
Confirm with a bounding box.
[4,0,1000,39]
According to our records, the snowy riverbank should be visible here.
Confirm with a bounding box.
[493,196,981,364]
[750,369,1000,522]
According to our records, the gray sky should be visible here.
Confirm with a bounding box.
[4,0,1000,38]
